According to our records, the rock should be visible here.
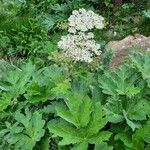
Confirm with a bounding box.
[107,34,150,68]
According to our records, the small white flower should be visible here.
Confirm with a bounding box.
[138,38,142,41]
[72,10,78,15]
[113,32,117,36]
[68,27,76,34]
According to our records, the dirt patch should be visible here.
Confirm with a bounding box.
[107,34,150,68]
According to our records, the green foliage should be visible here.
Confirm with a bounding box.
[0,0,150,149]
[0,109,45,149]
[0,50,150,149]
[0,0,55,57]
[0,62,68,112]
[144,9,150,18]
[131,52,150,85]
[25,65,68,103]
[0,62,34,97]
[98,65,140,97]
[94,142,113,150]
[104,96,149,130]
[98,52,150,133]
[48,92,111,149]
[0,62,34,111]
[0,51,150,150]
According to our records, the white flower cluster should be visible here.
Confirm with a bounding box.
[57,8,105,63]
[58,32,101,63]
[68,8,105,33]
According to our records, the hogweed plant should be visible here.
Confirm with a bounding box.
[58,8,105,63]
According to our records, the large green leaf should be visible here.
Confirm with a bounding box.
[25,65,69,103]
[56,93,93,128]
[72,142,88,150]
[127,99,150,121]
[15,110,45,147]
[123,110,141,131]
[71,142,88,150]
[115,133,132,148]
[0,62,34,98]
[98,65,140,97]
[87,102,108,136]
[0,62,34,111]
[48,98,110,149]
[88,131,112,144]
[48,119,83,145]
[0,93,12,112]
[25,81,52,103]
[131,53,150,85]
[104,95,149,129]
[0,109,45,149]
[136,120,150,144]
[104,97,124,123]
[94,142,113,150]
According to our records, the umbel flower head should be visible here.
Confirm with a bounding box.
[68,8,105,34]
[57,8,105,63]
[58,32,101,63]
